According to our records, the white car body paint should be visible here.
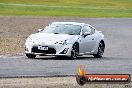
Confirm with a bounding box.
[25,22,105,57]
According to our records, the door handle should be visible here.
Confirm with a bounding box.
[92,38,94,40]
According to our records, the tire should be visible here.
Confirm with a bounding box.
[93,41,105,58]
[26,54,36,58]
[70,43,79,59]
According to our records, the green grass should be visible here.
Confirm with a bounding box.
[0,0,132,17]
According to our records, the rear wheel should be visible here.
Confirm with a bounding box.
[26,54,36,58]
[93,41,105,58]
[71,43,79,59]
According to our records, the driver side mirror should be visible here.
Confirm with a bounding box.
[83,32,91,37]
[38,29,43,32]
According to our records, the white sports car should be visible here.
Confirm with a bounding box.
[25,22,105,59]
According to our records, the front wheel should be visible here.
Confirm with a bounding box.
[26,54,36,58]
[93,41,105,58]
[70,43,79,59]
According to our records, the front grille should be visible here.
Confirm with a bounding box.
[32,46,56,54]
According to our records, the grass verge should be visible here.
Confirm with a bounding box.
[0,0,132,17]
[0,37,24,55]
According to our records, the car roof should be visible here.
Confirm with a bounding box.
[51,22,90,26]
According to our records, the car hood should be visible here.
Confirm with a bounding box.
[30,33,79,44]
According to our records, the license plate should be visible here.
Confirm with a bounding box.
[38,45,48,50]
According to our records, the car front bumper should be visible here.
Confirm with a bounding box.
[25,43,73,57]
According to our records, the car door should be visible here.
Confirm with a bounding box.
[79,25,96,54]
[88,26,98,53]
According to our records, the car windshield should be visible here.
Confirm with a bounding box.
[42,24,81,35]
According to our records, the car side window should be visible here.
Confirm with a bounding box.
[82,25,91,34]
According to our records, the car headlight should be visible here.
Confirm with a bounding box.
[55,40,69,45]
[26,37,34,44]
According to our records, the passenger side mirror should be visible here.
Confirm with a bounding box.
[38,29,43,32]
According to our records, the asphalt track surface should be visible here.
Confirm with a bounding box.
[0,18,132,77]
